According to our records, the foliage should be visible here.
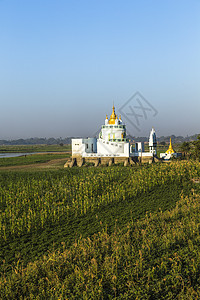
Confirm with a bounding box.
[1,191,200,299]
[1,161,200,298]
[192,134,200,160]
[0,174,190,274]
[0,161,198,242]
[179,141,191,155]
[178,134,200,160]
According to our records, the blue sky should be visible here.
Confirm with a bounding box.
[0,0,199,139]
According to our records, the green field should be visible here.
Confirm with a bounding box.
[0,144,71,153]
[0,159,200,299]
[0,153,70,168]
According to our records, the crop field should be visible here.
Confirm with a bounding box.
[0,160,200,298]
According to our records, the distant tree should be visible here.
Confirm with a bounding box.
[60,143,64,147]
[192,135,200,160]
[180,141,191,156]
[160,141,166,146]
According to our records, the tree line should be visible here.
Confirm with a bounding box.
[179,134,200,159]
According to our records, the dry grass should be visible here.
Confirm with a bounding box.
[0,158,67,171]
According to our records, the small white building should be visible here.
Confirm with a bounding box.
[160,138,182,160]
[72,138,97,157]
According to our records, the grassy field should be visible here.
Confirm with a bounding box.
[0,153,70,168]
[0,159,200,298]
[0,144,71,153]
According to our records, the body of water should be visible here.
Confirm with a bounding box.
[0,153,36,158]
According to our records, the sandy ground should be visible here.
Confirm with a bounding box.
[0,158,67,171]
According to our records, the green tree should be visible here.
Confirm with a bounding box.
[192,135,200,160]
[160,141,166,146]
[180,141,191,157]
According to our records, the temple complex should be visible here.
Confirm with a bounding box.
[65,105,159,167]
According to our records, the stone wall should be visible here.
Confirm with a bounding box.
[64,156,154,168]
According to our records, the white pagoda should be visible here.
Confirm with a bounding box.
[72,105,130,157]
[149,128,157,155]
[97,105,130,157]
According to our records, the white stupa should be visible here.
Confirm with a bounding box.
[72,105,130,157]
[149,128,157,155]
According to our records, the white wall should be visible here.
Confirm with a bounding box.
[72,139,85,156]
[101,125,126,141]
[97,139,129,157]
[130,152,153,157]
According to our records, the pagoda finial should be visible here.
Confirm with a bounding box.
[109,103,117,124]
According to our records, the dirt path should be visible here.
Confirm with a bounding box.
[0,158,67,171]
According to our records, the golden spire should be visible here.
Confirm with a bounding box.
[106,114,108,119]
[119,115,121,120]
[108,105,117,124]
[166,138,175,154]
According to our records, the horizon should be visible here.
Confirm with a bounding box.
[0,132,199,142]
[0,0,199,139]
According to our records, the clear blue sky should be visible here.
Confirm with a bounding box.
[0,0,199,139]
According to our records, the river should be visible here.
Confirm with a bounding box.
[0,153,36,158]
